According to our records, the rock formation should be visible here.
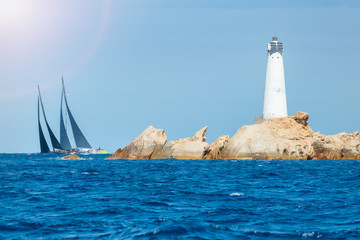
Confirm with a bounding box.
[152,127,209,159]
[294,111,309,126]
[203,135,230,159]
[108,126,167,159]
[313,132,360,159]
[219,111,315,159]
[109,112,360,160]
[62,154,81,160]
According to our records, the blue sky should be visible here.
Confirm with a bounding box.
[1,0,360,153]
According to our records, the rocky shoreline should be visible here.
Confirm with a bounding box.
[108,112,360,160]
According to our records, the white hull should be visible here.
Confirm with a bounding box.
[76,148,108,154]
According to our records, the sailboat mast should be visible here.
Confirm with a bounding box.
[38,86,53,152]
[60,76,73,150]
[62,76,68,105]
[38,89,50,153]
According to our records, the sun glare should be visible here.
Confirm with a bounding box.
[0,0,114,100]
[0,0,31,25]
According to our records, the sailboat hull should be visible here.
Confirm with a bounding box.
[76,148,108,155]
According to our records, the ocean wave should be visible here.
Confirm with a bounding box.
[0,154,359,239]
[230,192,245,196]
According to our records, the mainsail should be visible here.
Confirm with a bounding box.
[38,95,50,153]
[60,88,72,150]
[62,79,92,149]
[38,86,63,151]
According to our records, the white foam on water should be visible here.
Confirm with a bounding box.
[230,192,245,196]
[301,232,315,238]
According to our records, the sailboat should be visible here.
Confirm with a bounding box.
[38,86,75,154]
[37,79,108,154]
[59,78,108,154]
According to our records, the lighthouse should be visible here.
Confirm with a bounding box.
[262,36,288,120]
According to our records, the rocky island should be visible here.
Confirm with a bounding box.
[108,112,360,160]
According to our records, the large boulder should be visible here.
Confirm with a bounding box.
[152,126,209,159]
[294,111,309,126]
[108,126,167,159]
[203,135,230,159]
[62,154,81,160]
[219,112,315,159]
[313,132,360,159]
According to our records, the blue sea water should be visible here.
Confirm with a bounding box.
[0,154,359,239]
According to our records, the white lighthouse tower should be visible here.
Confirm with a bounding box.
[262,36,288,120]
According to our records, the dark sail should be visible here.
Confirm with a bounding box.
[60,89,72,150]
[38,86,63,150]
[38,96,50,153]
[62,80,92,149]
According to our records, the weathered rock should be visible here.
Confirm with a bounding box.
[203,135,230,159]
[192,127,208,142]
[219,113,315,159]
[108,126,167,159]
[108,111,360,160]
[313,132,360,159]
[294,111,309,126]
[62,154,81,160]
[152,126,209,159]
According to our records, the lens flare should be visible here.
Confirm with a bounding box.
[0,0,113,100]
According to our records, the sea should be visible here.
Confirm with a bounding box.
[0,154,359,239]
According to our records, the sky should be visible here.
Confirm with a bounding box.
[1,0,360,153]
